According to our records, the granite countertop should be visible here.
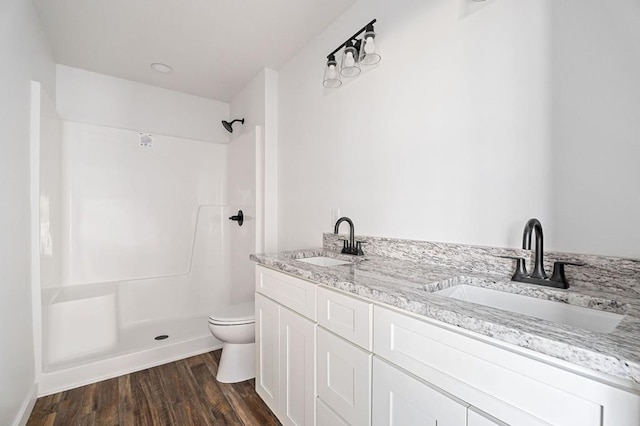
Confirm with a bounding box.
[251,248,640,388]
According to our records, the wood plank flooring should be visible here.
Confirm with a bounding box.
[27,350,280,426]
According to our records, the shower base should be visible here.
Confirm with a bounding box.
[39,316,220,396]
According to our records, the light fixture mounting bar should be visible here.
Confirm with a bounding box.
[326,19,377,59]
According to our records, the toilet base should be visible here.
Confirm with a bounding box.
[216,342,255,383]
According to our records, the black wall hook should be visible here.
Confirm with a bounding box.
[229,210,244,226]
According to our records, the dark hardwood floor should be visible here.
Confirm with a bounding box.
[27,350,280,426]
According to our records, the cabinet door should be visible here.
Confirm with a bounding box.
[255,293,280,414]
[372,357,468,426]
[279,305,316,426]
[468,407,508,426]
[317,327,372,426]
[317,398,350,426]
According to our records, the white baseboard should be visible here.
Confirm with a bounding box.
[13,383,38,426]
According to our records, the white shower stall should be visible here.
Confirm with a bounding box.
[30,75,262,394]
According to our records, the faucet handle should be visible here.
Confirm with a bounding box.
[497,255,528,280]
[339,238,350,253]
[355,241,366,256]
[550,261,585,287]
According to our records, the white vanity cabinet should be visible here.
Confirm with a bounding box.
[316,327,372,426]
[467,408,508,426]
[255,267,316,426]
[372,357,467,426]
[372,355,512,426]
[255,265,640,426]
[374,305,640,426]
[255,293,280,411]
[317,398,349,426]
[317,286,372,351]
[315,286,374,425]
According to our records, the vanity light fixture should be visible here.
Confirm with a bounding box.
[323,54,342,88]
[323,19,381,88]
[341,39,361,77]
[359,23,381,65]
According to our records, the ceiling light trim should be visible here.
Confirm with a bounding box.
[150,63,174,73]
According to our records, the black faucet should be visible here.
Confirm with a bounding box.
[334,217,364,256]
[522,218,546,279]
[503,218,583,289]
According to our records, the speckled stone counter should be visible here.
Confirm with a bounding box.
[251,235,640,388]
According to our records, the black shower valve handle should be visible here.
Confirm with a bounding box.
[229,210,244,226]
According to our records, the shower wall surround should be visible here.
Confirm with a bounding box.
[56,65,230,143]
[61,121,227,285]
[40,120,231,376]
[38,86,63,291]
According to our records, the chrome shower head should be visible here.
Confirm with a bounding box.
[222,118,245,133]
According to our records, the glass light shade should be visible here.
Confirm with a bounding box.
[323,55,342,88]
[359,30,381,65]
[340,41,361,77]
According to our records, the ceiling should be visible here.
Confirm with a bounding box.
[33,0,356,101]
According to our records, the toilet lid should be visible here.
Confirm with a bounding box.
[208,301,255,324]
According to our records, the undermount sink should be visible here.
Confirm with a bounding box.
[297,256,351,267]
[436,285,624,334]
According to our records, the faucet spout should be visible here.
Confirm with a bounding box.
[505,218,582,289]
[522,218,546,279]
[334,217,361,255]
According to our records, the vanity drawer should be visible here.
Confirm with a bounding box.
[255,266,316,320]
[373,306,601,426]
[317,286,372,351]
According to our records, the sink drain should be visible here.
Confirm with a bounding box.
[155,335,169,341]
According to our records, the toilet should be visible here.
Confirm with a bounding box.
[207,301,256,383]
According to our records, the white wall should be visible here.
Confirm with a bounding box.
[550,0,640,258]
[56,65,230,143]
[278,0,552,251]
[0,0,55,424]
[227,129,259,303]
[230,69,279,254]
[230,70,267,131]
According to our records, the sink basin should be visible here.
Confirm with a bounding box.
[436,285,624,334]
[297,256,351,267]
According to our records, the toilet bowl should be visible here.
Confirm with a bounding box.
[208,301,255,383]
